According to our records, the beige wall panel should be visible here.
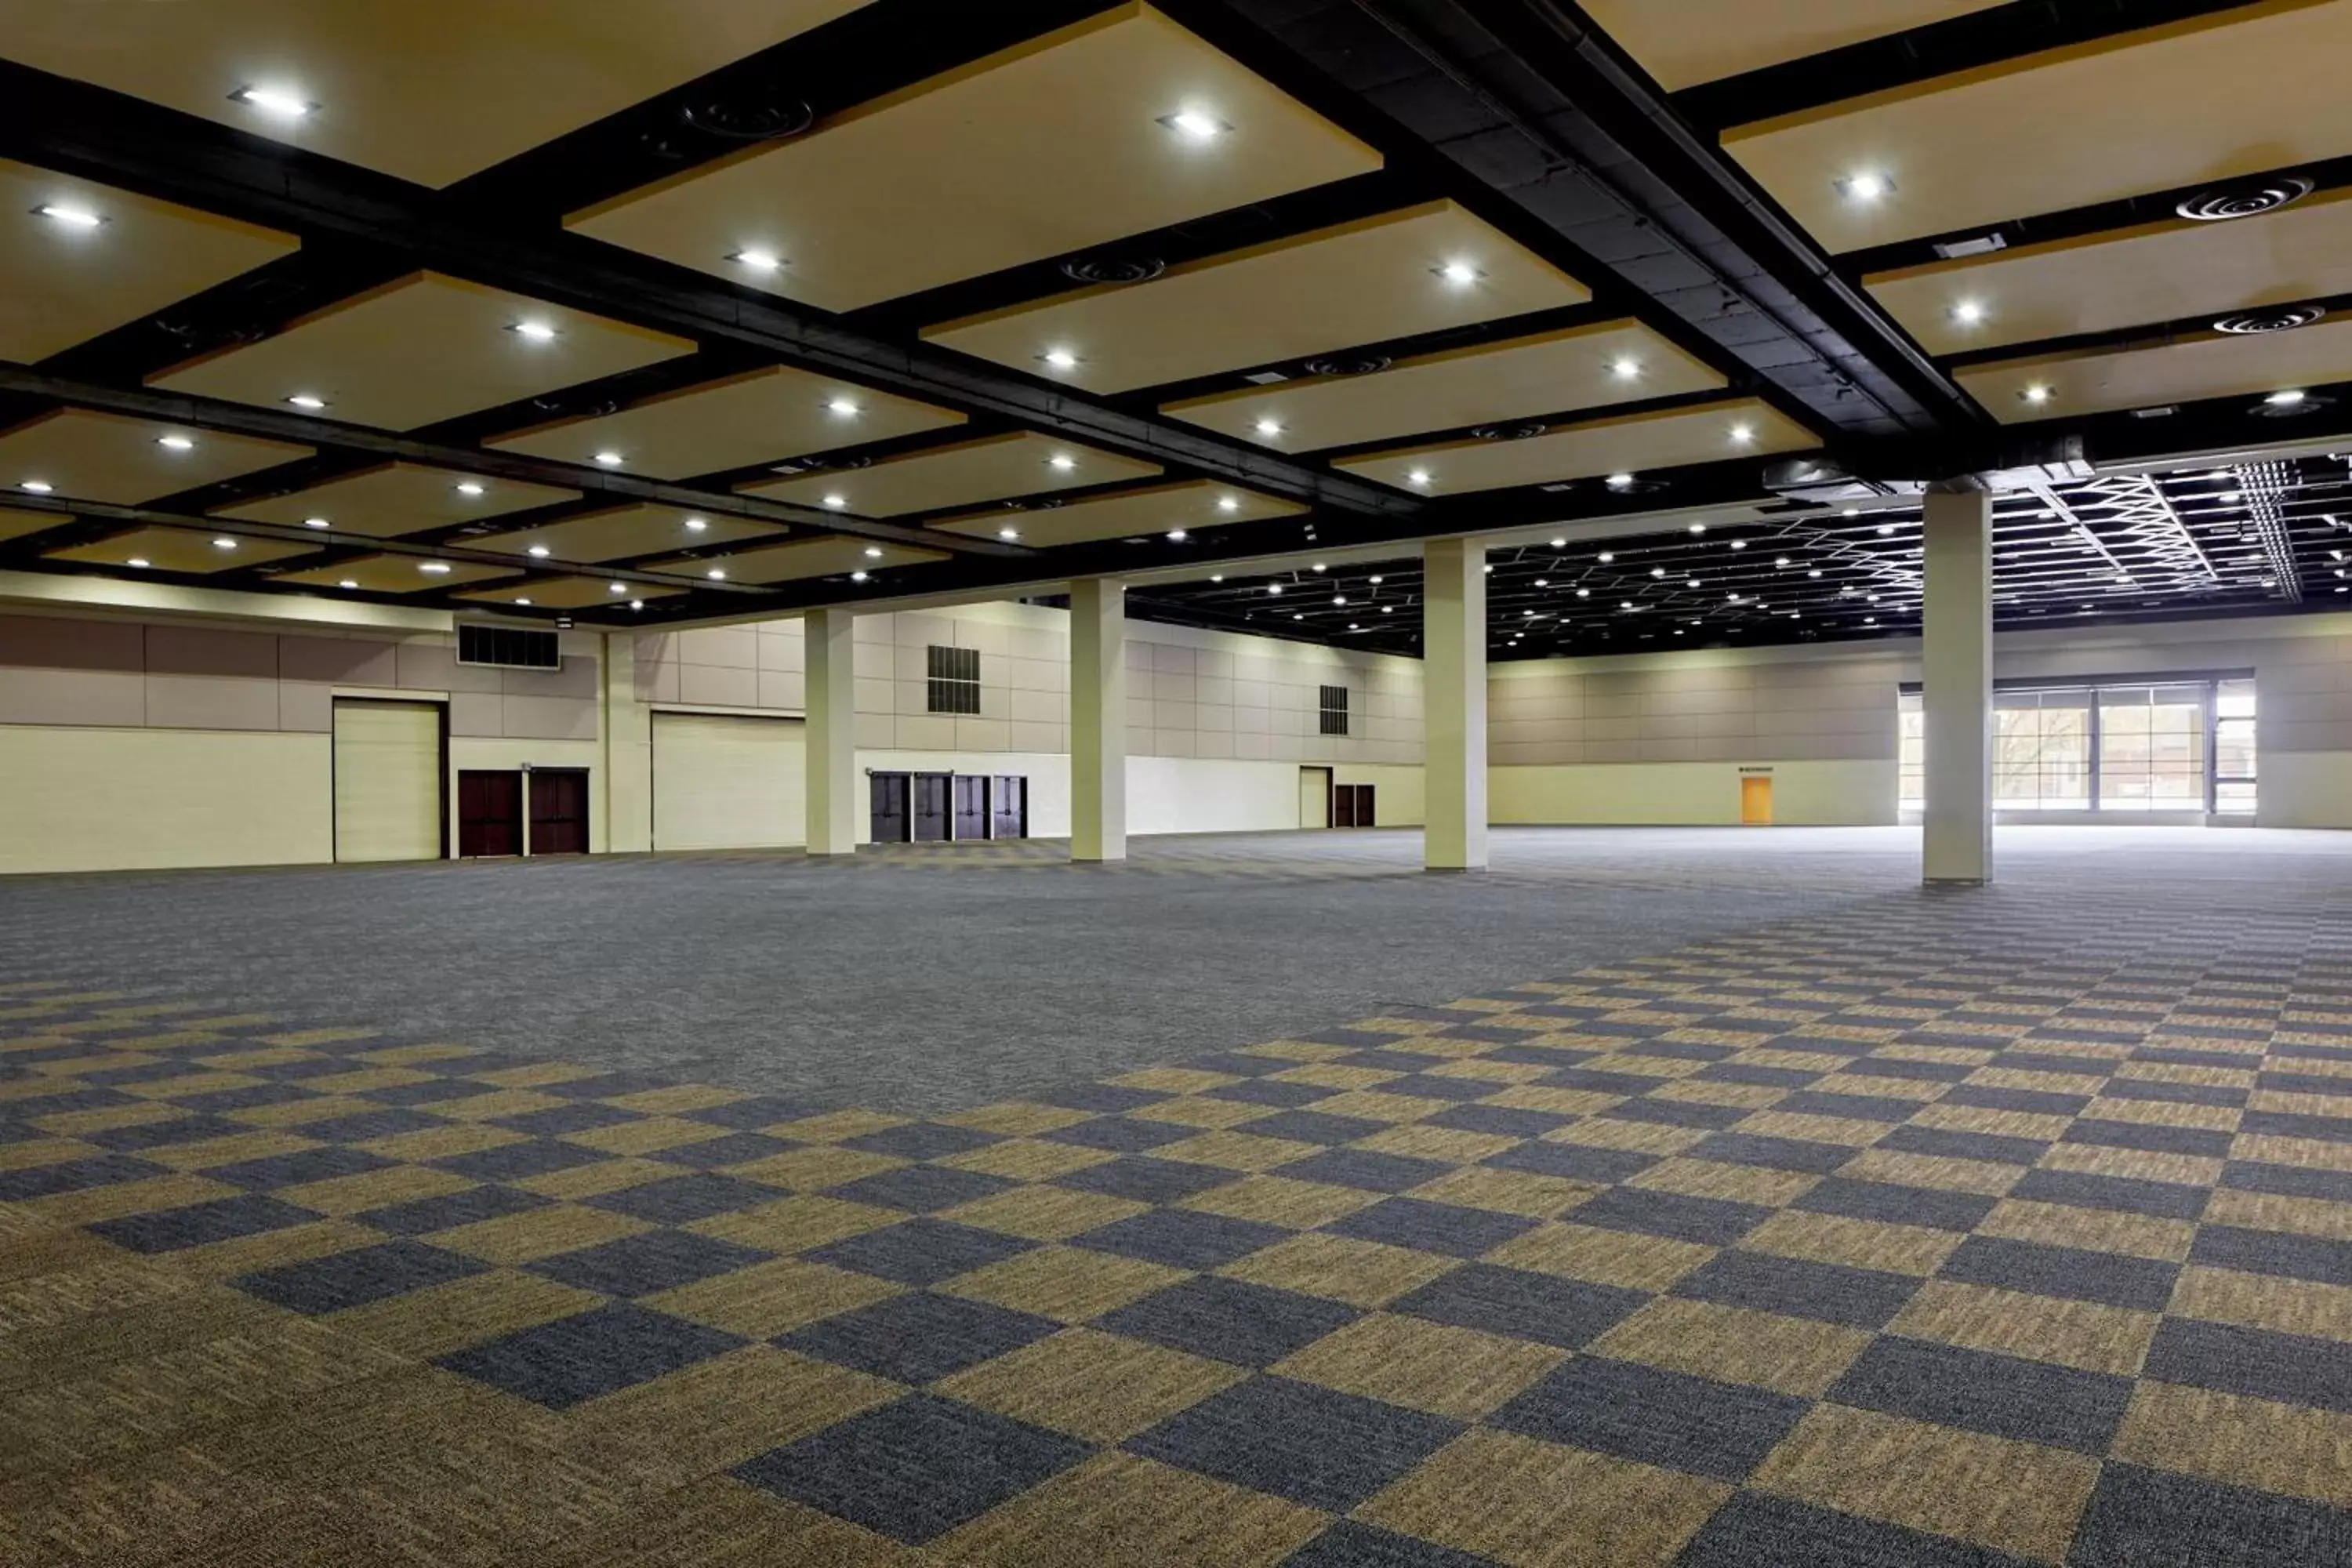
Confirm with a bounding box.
[1491,759,1900,826]
[1163,320,1723,452]
[571,5,1384,310]
[925,201,1588,394]
[1724,1,2352,252]
[1335,398,1815,493]
[0,726,332,873]
[746,434,1162,516]
[0,158,297,363]
[0,666,145,728]
[2261,752,2352,828]
[0,612,143,671]
[488,367,964,479]
[1958,317,2352,423]
[1867,189,2352,356]
[146,674,282,733]
[332,699,442,862]
[652,711,807,850]
[153,274,693,430]
[1581,0,2006,91]
[0,411,310,506]
[0,1,877,187]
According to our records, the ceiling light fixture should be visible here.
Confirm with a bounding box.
[508,321,558,342]
[706,568,727,581]
[1730,540,1748,551]
[154,434,195,452]
[630,598,646,611]
[1047,454,1078,472]
[998,527,1020,540]
[527,545,552,558]
[1167,529,1188,542]
[1605,473,1635,490]
[127,557,150,568]
[286,394,328,411]
[1837,172,1893,203]
[592,450,625,467]
[336,577,356,588]
[1435,261,1483,285]
[18,479,53,494]
[1210,574,1225,583]
[1689,524,1707,534]
[418,561,450,574]
[826,396,860,416]
[1951,299,1987,326]
[1217,496,1240,514]
[863,546,884,558]
[729,249,785,273]
[1268,585,1283,596]
[302,516,330,529]
[2020,384,2054,406]
[608,582,626,594]
[1312,562,1327,573]
[2267,389,2310,407]
[1159,109,1232,141]
[850,570,869,583]
[455,481,486,497]
[211,536,236,550]
[31,202,104,229]
[1254,418,1284,438]
[683,517,707,532]
[1729,423,1755,445]
[1406,468,1432,485]
[231,85,314,118]
[1040,348,1081,371]
[822,494,848,509]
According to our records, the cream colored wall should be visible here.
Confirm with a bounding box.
[0,727,332,873]
[1494,759,1899,826]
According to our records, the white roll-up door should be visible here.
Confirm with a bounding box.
[332,699,443,862]
[1299,766,1332,829]
[652,712,806,850]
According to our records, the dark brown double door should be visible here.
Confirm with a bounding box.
[456,769,588,857]
[1333,783,1376,828]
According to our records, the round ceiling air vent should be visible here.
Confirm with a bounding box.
[1302,354,1391,377]
[2215,304,2327,335]
[1059,256,1166,285]
[1472,422,1550,442]
[678,96,815,141]
[2177,176,2314,222]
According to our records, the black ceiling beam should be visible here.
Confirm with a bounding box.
[0,60,1421,528]
[0,361,1025,557]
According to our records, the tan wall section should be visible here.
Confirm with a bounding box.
[0,728,332,873]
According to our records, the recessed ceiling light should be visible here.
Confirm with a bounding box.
[1210,574,1225,583]
[1576,587,1591,597]
[1605,473,1635,490]
[1837,172,1893,203]
[1730,540,1748,551]
[126,556,150,568]
[1312,562,1327,572]
[1381,605,1393,614]
[1435,261,1483,285]
[822,494,848,510]
[863,546,884,558]
[850,570,870,583]
[31,203,105,229]
[1729,424,1755,445]
[17,478,52,495]
[1370,575,1385,585]
[1167,529,1188,542]
[1047,454,1078,472]
[608,582,626,594]
[1040,348,1081,371]
[286,394,328,411]
[230,85,315,119]
[302,516,330,529]
[1808,568,1823,578]
[2020,384,2054,405]
[729,249,785,273]
[706,568,727,581]
[1268,584,1283,596]
[1689,524,1707,534]
[1334,595,1348,605]
[826,396,860,416]
[514,597,532,607]
[1254,418,1284,438]
[1597,551,1614,563]
[1549,537,1566,548]
[418,561,450,574]
[1406,468,1432,485]
[999,527,1020,540]
[527,545,552,558]
[2267,389,2310,407]
[1609,358,1640,379]
[508,321,558,342]
[336,577,356,588]
[451,481,487,499]
[1217,495,1240,514]
[1877,523,1896,535]
[1159,110,1232,140]
[211,536,236,550]
[1650,567,1665,578]
[1951,299,1987,326]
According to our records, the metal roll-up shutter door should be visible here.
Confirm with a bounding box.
[652,712,806,850]
[332,699,443,862]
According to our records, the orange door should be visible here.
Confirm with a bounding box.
[1740,775,1773,826]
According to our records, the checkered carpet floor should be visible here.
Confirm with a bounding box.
[5,891,2352,1565]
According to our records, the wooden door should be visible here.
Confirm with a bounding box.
[992,776,1027,840]
[1741,775,1773,826]
[912,772,953,841]
[528,770,589,855]
[869,772,910,843]
[952,775,989,840]
[457,771,521,858]
[1342,784,1375,826]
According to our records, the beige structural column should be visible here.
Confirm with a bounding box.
[804,607,858,856]
[1922,483,1994,884]
[600,632,653,854]
[1070,576,1127,862]
[1424,537,1489,871]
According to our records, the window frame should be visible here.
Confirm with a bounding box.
[925,644,982,717]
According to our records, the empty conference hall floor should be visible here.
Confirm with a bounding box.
[5,826,2352,1565]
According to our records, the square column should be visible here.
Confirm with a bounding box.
[1423,537,1488,871]
[1070,577,1127,862]
[804,607,858,856]
[1922,485,1994,885]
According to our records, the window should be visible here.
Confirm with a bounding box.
[1899,694,1924,812]
[1996,688,2092,811]
[926,644,980,715]
[2096,684,2206,811]
[1319,684,1349,737]
[1900,674,2255,816]
[2214,677,2258,814]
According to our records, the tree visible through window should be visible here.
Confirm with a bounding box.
[1900,676,2253,815]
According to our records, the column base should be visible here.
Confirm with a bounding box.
[1923,876,1991,887]
[1423,864,1486,875]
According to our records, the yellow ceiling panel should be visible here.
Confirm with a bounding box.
[924,201,1588,394]
[487,365,964,478]
[46,526,318,575]
[645,535,948,585]
[216,462,578,539]
[0,506,71,544]
[270,554,513,593]
[1956,318,2352,423]
[1162,320,1724,452]
[1580,0,2007,91]
[470,504,781,564]
[1334,397,1815,494]
[570,5,1384,312]
[0,1,879,188]
[930,479,1301,549]
[0,159,299,365]
[743,432,1162,516]
[458,576,687,611]
[1723,0,2352,252]
[1867,190,2352,357]
[150,273,694,430]
[0,409,308,505]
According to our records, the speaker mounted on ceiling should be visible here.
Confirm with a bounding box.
[1472,422,1550,442]
[2214,304,2327,335]
[678,96,816,142]
[1302,354,1391,377]
[1059,256,1166,285]
[2176,175,2314,222]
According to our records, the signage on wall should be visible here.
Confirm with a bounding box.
[1738,766,1775,775]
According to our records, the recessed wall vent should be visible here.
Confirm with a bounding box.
[458,623,560,670]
